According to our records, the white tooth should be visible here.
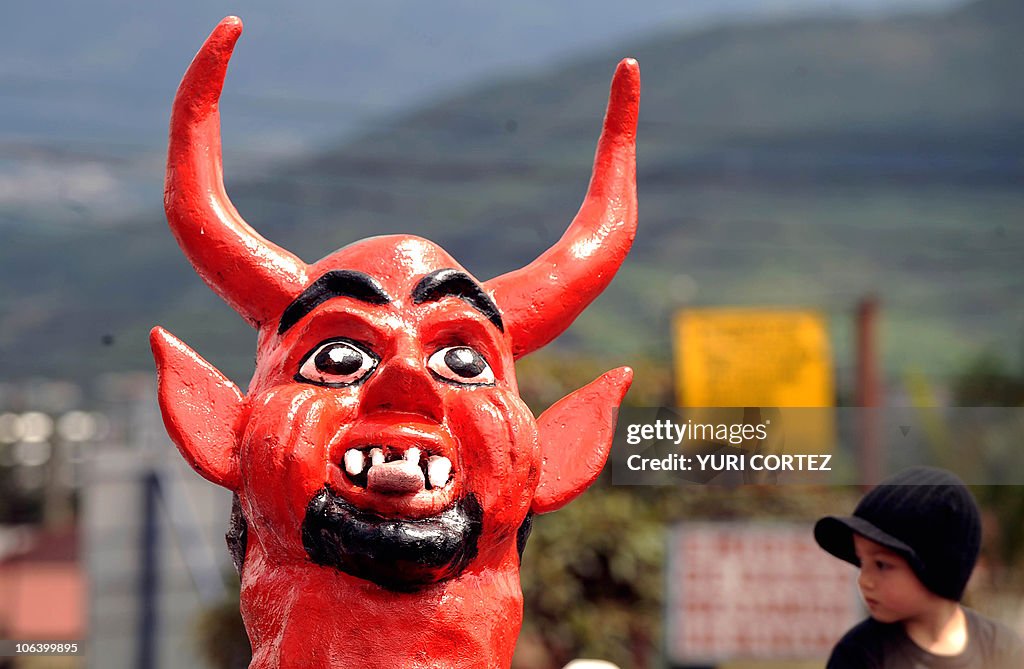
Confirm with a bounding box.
[427,455,452,488]
[404,447,421,466]
[344,449,365,476]
[370,448,385,467]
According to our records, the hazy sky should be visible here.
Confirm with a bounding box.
[0,0,966,218]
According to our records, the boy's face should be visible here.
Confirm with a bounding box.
[853,534,937,624]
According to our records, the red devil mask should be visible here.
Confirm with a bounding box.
[151,16,639,669]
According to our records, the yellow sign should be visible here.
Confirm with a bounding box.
[673,308,835,456]
[674,308,834,407]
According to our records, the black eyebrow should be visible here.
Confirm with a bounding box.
[411,269,504,332]
[278,270,391,334]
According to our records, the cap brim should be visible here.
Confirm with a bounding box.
[814,515,917,566]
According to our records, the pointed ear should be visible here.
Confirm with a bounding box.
[150,326,244,491]
[531,367,632,514]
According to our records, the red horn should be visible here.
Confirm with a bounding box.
[484,59,639,359]
[166,16,306,328]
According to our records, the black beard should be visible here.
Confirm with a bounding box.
[301,486,483,592]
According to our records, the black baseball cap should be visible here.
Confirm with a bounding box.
[814,466,982,601]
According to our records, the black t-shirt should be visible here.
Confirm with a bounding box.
[827,608,1024,669]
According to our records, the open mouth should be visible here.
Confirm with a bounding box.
[328,421,461,518]
[343,445,453,493]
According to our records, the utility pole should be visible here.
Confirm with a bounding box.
[856,295,882,487]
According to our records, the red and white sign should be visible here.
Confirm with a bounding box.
[667,523,860,664]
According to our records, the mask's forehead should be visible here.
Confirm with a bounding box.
[308,235,472,297]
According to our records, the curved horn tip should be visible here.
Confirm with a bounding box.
[198,16,243,56]
[177,16,243,105]
[605,59,640,138]
[616,57,639,75]
[613,58,640,92]
[216,15,244,35]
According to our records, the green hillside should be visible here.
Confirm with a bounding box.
[1,0,1021,389]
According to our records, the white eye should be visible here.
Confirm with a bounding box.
[298,339,378,387]
[427,346,495,386]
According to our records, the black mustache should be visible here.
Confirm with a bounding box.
[301,486,482,592]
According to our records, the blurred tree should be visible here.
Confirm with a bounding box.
[953,351,1024,407]
[952,351,1024,589]
[196,575,250,669]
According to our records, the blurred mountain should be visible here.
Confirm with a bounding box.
[1,0,1021,389]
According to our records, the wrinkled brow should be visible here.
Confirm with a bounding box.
[411,269,503,332]
[279,270,391,334]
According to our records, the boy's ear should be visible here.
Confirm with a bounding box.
[531,367,632,514]
[150,327,244,491]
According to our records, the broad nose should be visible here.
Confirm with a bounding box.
[360,348,444,422]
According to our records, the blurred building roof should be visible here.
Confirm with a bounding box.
[0,526,85,639]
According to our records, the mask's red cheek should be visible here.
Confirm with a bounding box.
[238,385,360,560]
[447,389,538,534]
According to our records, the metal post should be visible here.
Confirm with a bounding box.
[135,470,160,669]
[856,296,881,487]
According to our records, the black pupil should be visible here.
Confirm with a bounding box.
[444,347,485,377]
[316,344,364,376]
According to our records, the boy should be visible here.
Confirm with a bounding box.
[814,466,1023,668]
